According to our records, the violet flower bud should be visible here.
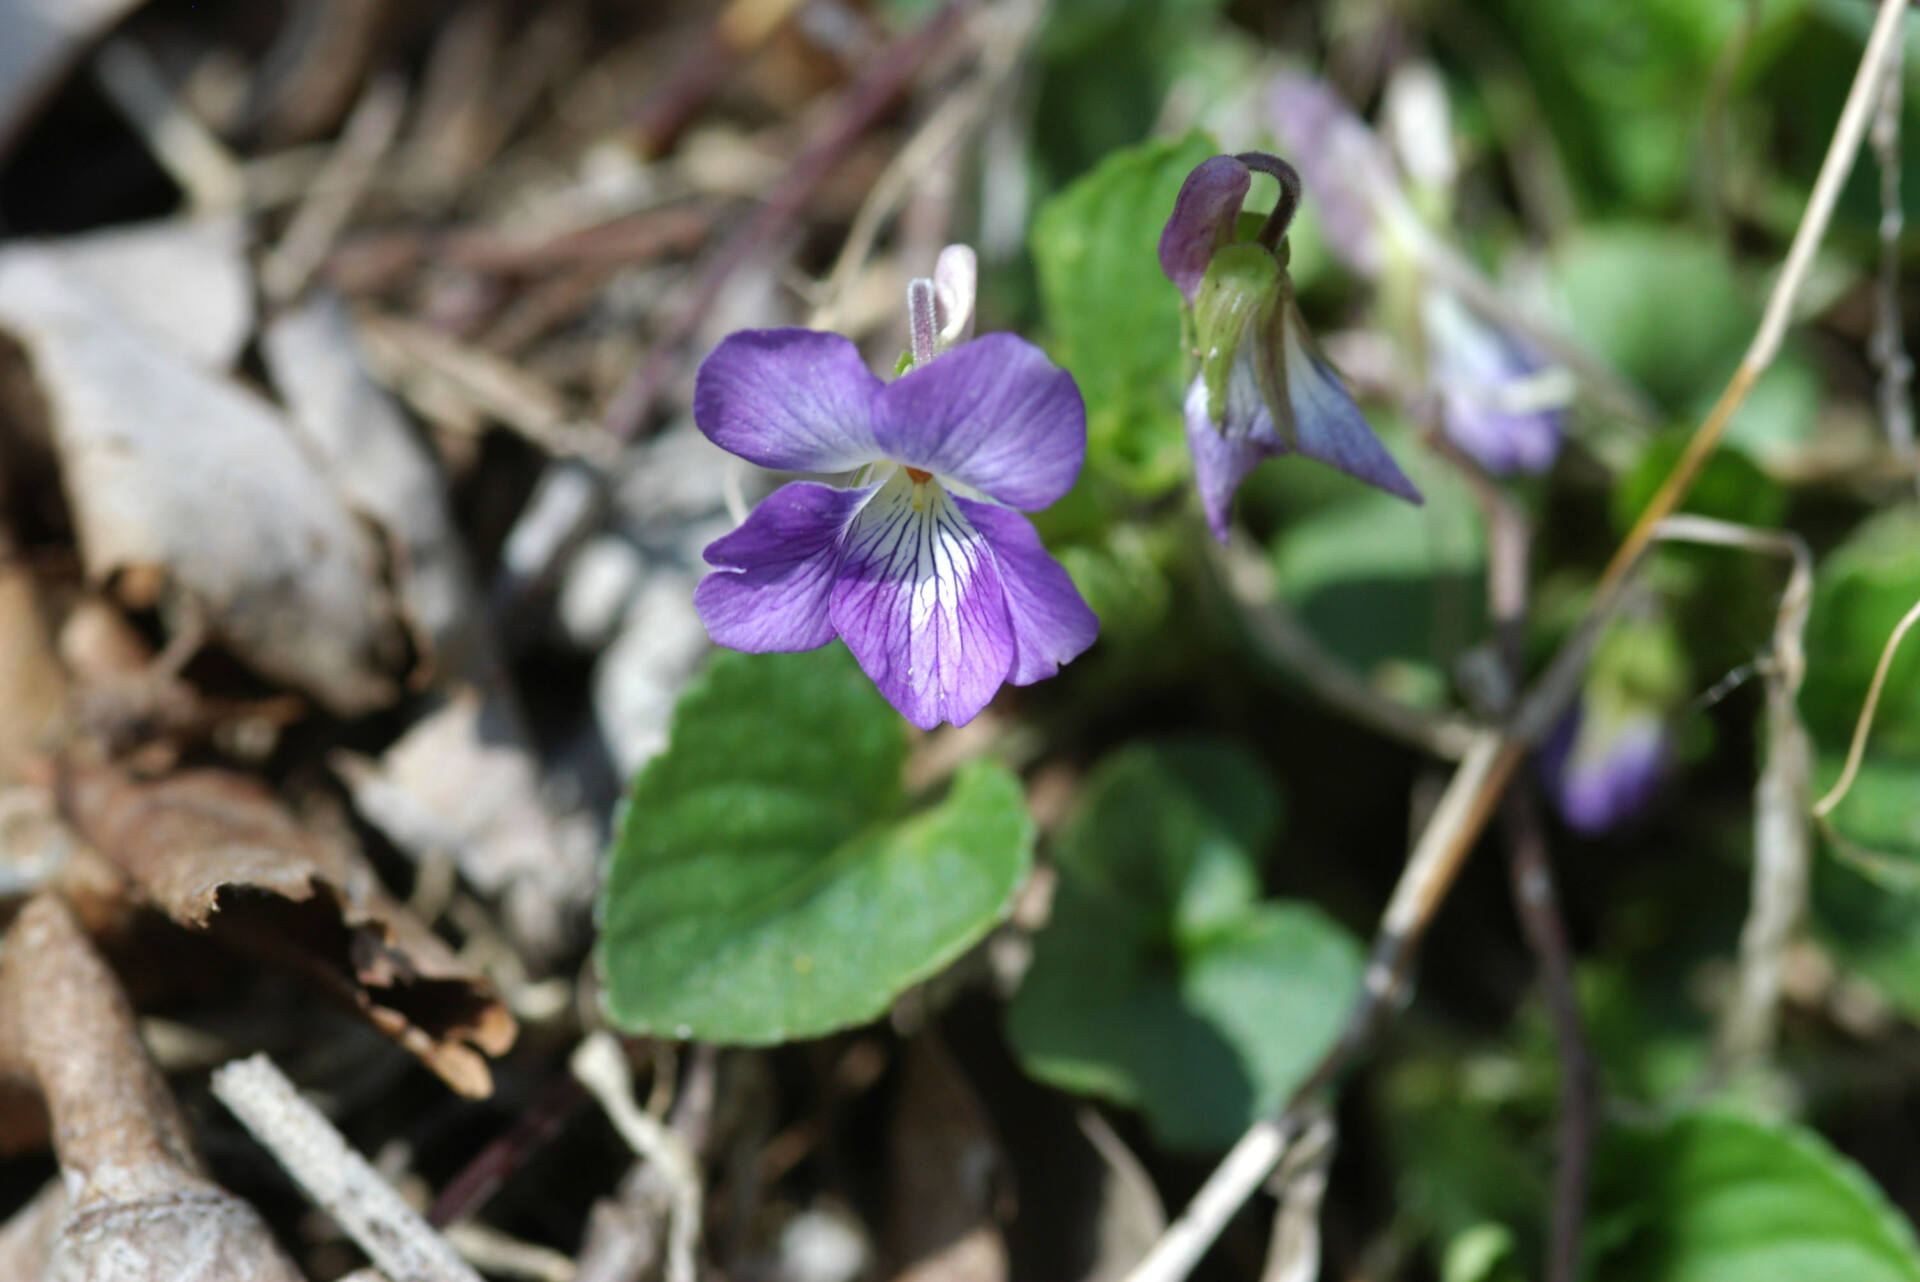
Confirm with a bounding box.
[1158,152,1422,542]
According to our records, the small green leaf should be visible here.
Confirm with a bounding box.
[1005,739,1364,1149]
[598,646,1034,1044]
[1032,131,1219,495]
[1588,1108,1920,1282]
[1268,464,1488,700]
[1551,227,1753,412]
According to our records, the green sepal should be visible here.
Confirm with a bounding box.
[1191,243,1281,426]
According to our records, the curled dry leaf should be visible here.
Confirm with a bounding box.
[331,687,596,964]
[55,761,517,1097]
[0,249,404,716]
[0,893,303,1282]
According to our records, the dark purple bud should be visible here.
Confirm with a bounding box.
[1158,155,1252,303]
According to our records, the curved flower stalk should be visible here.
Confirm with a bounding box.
[690,246,1098,730]
[1159,152,1423,542]
[1270,68,1569,479]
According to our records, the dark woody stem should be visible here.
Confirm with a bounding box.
[1233,151,1303,250]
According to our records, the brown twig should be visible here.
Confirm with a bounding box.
[1435,419,1594,1282]
[428,1074,589,1227]
[1504,798,1596,1282]
[601,0,977,440]
[1869,28,1916,486]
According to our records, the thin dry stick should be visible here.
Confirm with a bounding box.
[211,1053,486,1282]
[602,0,977,439]
[1258,1111,1336,1282]
[1125,4,1913,1276]
[572,1033,704,1282]
[262,74,409,304]
[1441,425,1592,1282]
[92,38,245,211]
[1504,797,1594,1282]
[1870,27,1916,480]
[1654,517,1814,1069]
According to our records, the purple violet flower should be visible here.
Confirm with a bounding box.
[1422,291,1566,477]
[1540,700,1671,836]
[1159,152,1422,542]
[1270,70,1567,479]
[690,250,1098,730]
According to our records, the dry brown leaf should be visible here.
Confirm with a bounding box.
[0,250,404,716]
[262,292,488,686]
[56,761,516,1097]
[35,216,253,370]
[0,893,304,1282]
[331,687,595,964]
[885,1036,1009,1282]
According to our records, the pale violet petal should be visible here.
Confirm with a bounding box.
[953,497,1098,685]
[1280,304,1422,504]
[694,481,873,652]
[1183,370,1283,543]
[828,471,1014,729]
[872,333,1085,511]
[694,328,884,472]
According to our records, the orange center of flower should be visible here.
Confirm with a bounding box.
[904,466,932,484]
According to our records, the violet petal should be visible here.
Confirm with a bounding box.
[693,328,884,473]
[1424,291,1564,476]
[1543,704,1669,836]
[954,496,1098,685]
[872,332,1086,512]
[694,480,873,652]
[1183,362,1284,543]
[828,471,1015,730]
[1158,155,1253,302]
[1280,304,1422,504]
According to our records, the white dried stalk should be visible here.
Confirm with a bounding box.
[1653,517,1813,1068]
[260,74,408,302]
[211,1053,484,1282]
[571,1033,703,1282]
[1869,30,1916,479]
[91,37,244,211]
